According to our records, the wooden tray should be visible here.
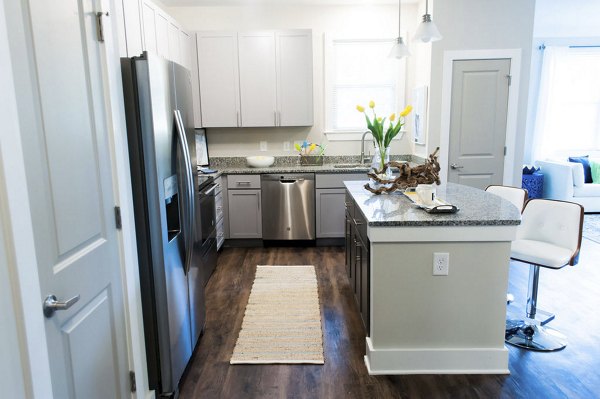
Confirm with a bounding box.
[403,189,459,214]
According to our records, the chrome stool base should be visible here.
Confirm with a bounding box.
[505,321,567,352]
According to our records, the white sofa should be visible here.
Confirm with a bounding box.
[536,159,600,212]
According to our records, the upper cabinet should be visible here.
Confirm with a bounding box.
[238,32,278,127]
[195,29,313,128]
[139,0,192,70]
[276,30,314,127]
[196,32,241,128]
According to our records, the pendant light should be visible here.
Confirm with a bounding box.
[413,0,442,43]
[389,0,410,59]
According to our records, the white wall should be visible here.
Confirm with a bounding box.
[522,0,600,163]
[534,0,600,38]
[168,4,421,157]
[428,0,535,185]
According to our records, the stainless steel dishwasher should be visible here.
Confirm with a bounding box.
[261,173,315,240]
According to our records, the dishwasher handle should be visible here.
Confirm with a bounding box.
[280,178,304,183]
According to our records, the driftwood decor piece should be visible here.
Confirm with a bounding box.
[364,147,441,195]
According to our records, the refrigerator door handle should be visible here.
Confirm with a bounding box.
[174,109,195,275]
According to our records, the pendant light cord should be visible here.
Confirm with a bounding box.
[397,0,401,38]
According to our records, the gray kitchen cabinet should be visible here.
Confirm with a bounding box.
[315,189,346,238]
[228,185,262,239]
[345,192,370,335]
[315,173,364,238]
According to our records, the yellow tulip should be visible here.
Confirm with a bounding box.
[390,113,396,122]
[309,143,316,153]
[400,105,413,117]
[377,117,382,122]
[356,104,365,112]
[369,100,375,109]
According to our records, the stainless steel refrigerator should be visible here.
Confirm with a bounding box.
[121,52,205,398]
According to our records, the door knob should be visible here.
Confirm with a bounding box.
[43,294,80,318]
[450,163,464,170]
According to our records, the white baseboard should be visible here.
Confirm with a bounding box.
[364,337,510,375]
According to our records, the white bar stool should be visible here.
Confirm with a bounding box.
[505,199,584,351]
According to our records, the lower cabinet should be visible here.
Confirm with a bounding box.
[344,193,370,335]
[316,173,364,238]
[228,189,262,238]
[316,189,346,238]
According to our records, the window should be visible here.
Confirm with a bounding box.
[532,46,600,160]
[325,37,406,137]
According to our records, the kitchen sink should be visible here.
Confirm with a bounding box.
[333,163,368,168]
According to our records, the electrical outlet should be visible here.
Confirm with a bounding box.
[433,252,449,276]
[283,141,291,151]
[259,141,268,151]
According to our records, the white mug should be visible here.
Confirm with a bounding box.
[416,184,436,206]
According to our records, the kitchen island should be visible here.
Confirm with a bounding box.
[344,181,521,375]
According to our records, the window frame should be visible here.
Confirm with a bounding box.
[323,35,407,141]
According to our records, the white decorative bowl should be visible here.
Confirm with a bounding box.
[246,156,275,168]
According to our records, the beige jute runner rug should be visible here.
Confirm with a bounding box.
[230,265,325,364]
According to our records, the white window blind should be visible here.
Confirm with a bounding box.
[532,46,600,160]
[325,37,405,134]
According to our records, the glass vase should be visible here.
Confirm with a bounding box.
[369,145,392,189]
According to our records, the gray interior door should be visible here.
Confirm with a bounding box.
[448,59,511,189]
[13,0,130,397]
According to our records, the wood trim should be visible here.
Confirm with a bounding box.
[485,184,529,212]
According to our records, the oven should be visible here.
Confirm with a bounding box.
[196,179,218,286]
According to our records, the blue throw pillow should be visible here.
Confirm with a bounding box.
[569,155,593,183]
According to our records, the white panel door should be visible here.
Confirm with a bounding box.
[21,0,129,397]
[448,59,511,189]
[142,1,157,53]
[238,31,277,127]
[155,12,169,59]
[196,31,240,127]
[168,21,180,64]
[276,30,313,126]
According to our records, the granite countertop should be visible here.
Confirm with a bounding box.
[213,163,377,174]
[344,181,522,227]
[200,155,422,177]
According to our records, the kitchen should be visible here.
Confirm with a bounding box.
[2,1,600,399]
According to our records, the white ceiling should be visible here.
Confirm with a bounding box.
[160,0,418,6]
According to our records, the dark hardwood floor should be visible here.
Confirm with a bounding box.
[179,239,600,399]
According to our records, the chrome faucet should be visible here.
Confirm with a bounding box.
[360,130,372,164]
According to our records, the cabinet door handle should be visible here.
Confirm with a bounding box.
[236,181,251,185]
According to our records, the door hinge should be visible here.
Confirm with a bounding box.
[505,74,512,86]
[96,12,109,43]
[114,206,122,230]
[129,371,137,393]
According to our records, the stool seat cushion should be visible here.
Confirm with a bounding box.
[511,239,572,269]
